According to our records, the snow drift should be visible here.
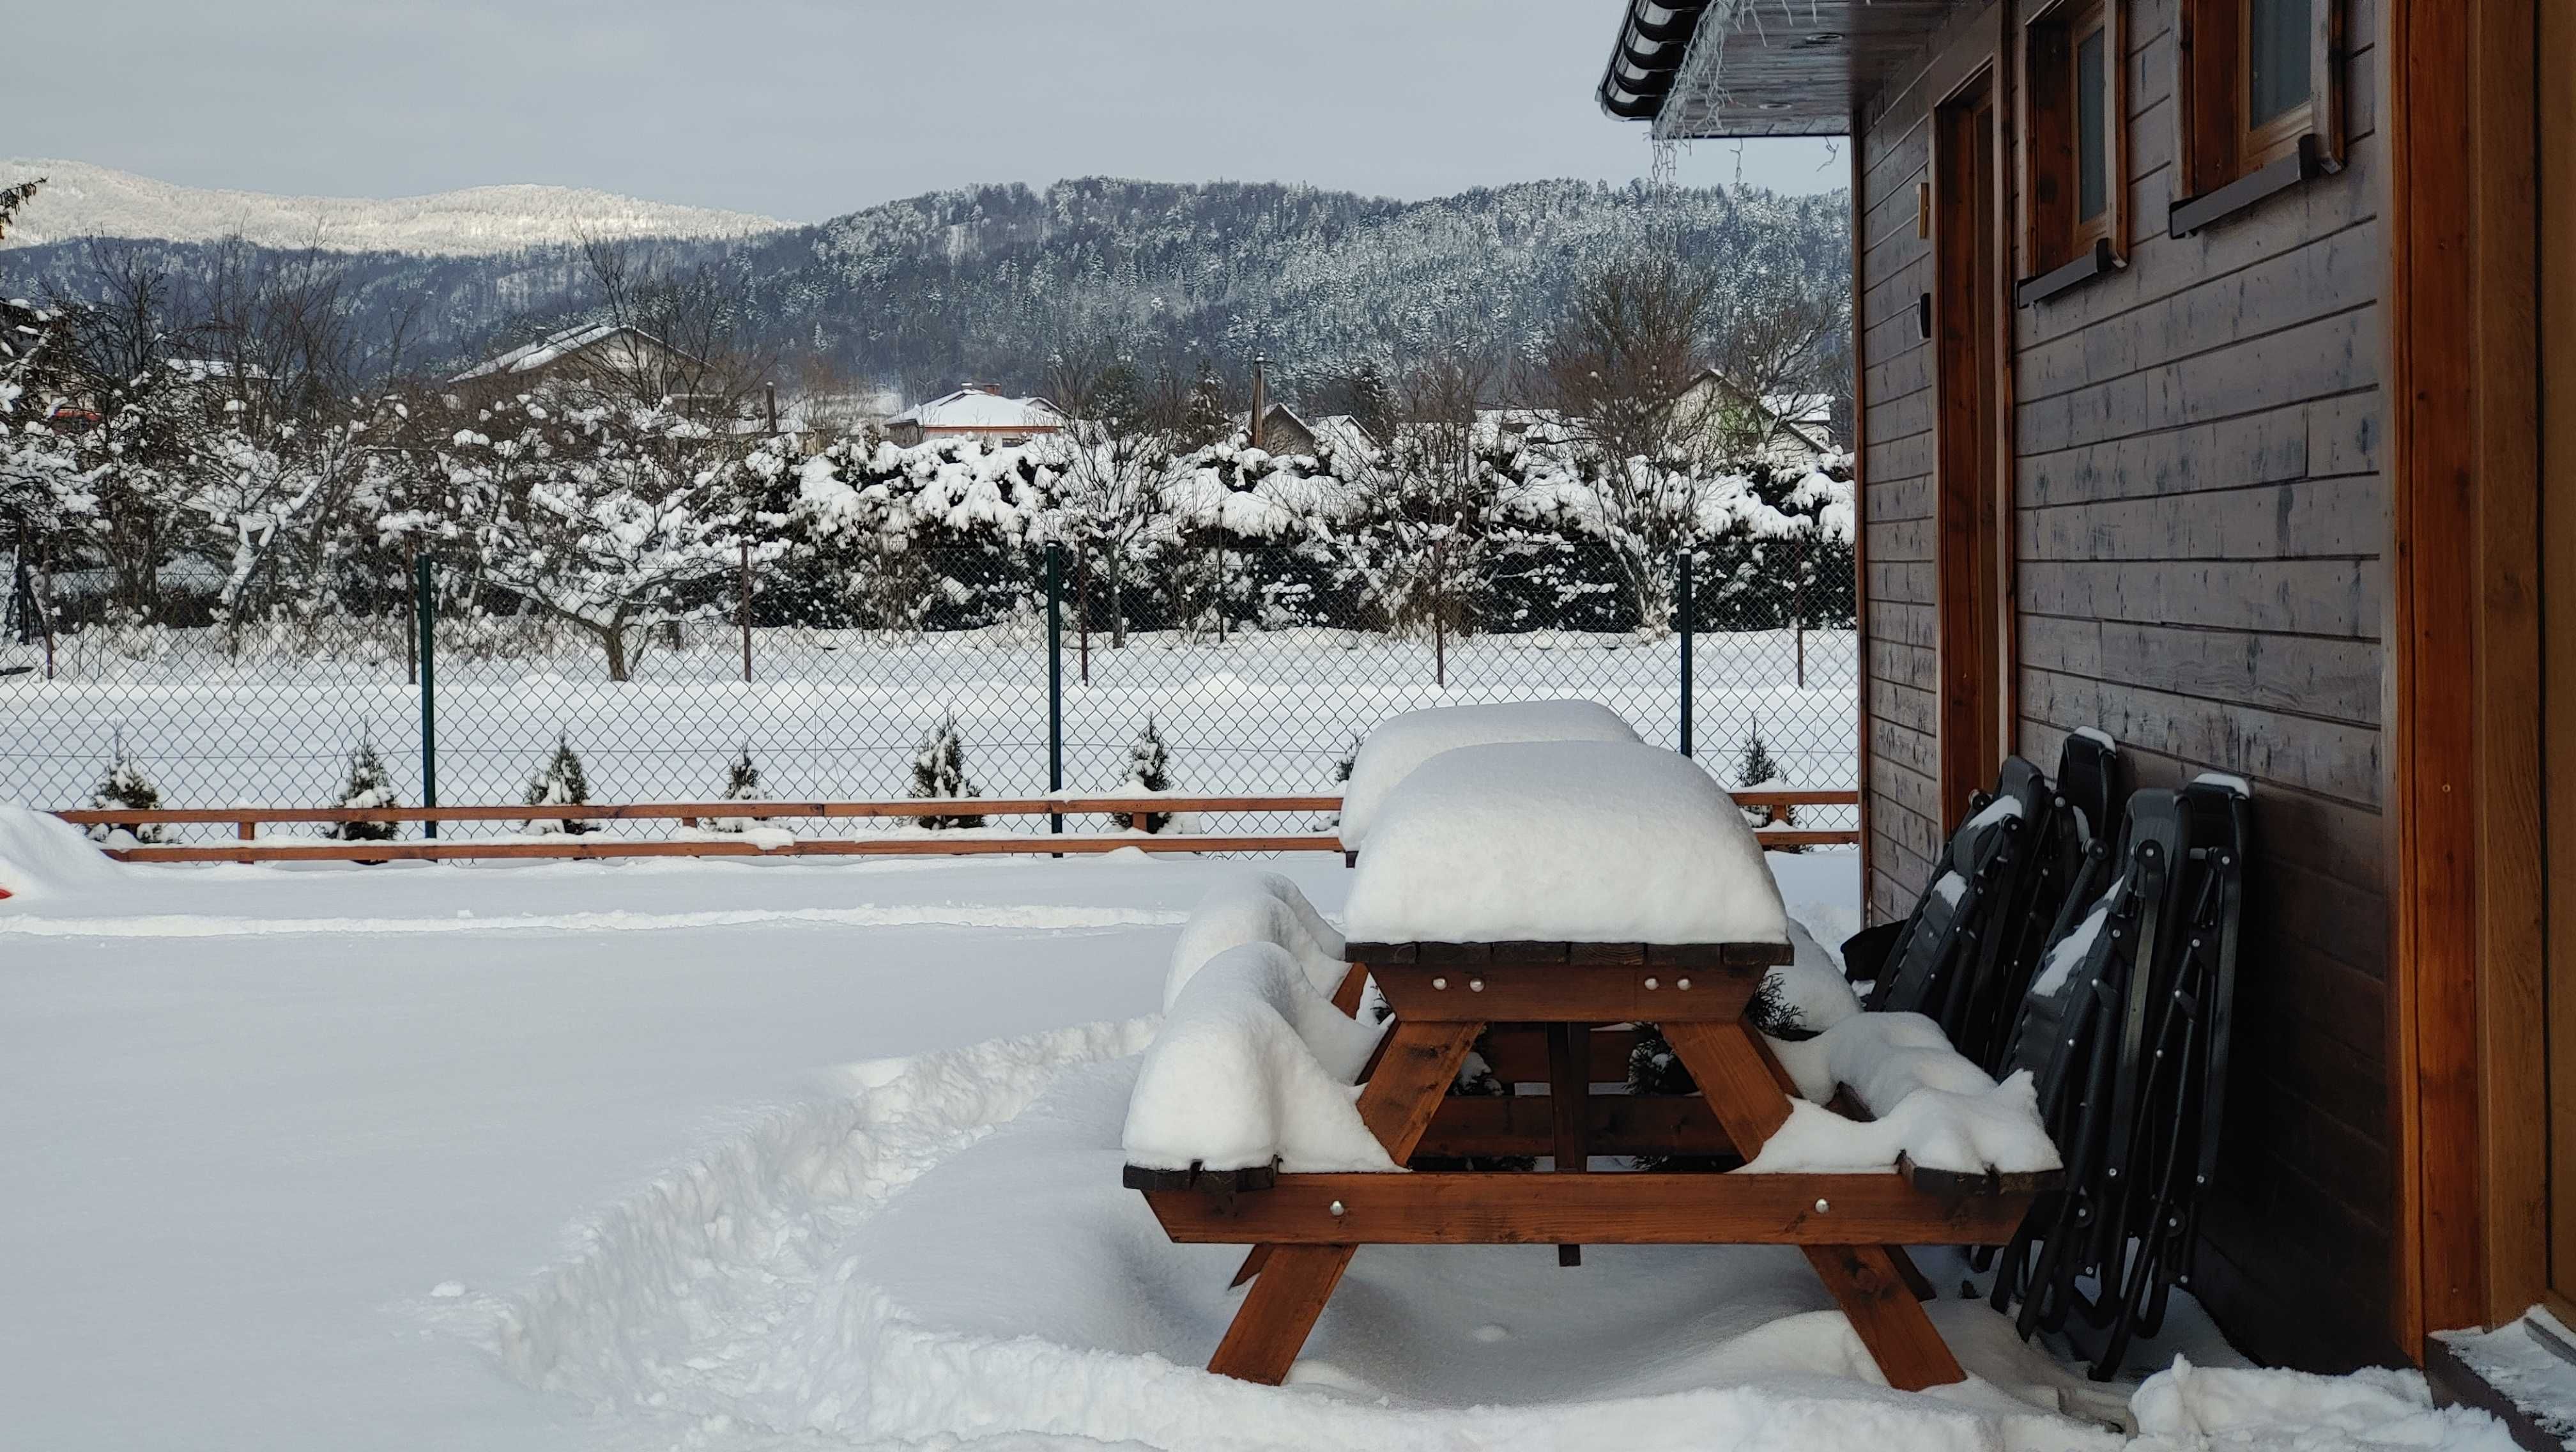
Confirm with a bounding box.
[0,804,126,901]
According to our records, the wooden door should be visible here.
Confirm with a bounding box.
[1933,71,2013,828]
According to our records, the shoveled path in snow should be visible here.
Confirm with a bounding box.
[0,849,1379,1452]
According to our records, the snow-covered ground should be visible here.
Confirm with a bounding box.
[0,829,2510,1450]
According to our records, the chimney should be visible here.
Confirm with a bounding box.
[1250,355,1268,449]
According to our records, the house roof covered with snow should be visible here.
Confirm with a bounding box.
[887,387,1064,433]
[448,322,680,384]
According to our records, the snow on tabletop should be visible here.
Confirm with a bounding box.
[1338,699,1639,849]
[1163,870,1346,1009]
[1342,739,1788,946]
[1124,941,1392,1173]
[0,804,126,901]
[1754,1012,2060,1176]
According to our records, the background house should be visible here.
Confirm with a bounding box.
[447,322,702,406]
[884,385,1064,447]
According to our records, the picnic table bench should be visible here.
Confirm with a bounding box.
[1128,936,2052,1389]
[1123,730,2059,1392]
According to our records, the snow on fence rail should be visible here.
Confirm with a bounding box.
[55,789,1859,863]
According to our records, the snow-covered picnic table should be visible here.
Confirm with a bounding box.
[1124,728,2060,1391]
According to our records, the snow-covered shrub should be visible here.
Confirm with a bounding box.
[84,750,164,844]
[1110,717,1172,833]
[710,746,762,833]
[522,736,594,835]
[326,739,401,842]
[908,716,985,830]
[1735,725,1798,845]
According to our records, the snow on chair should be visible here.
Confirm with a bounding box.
[1121,738,2062,1392]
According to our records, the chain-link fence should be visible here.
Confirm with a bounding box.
[2,541,1855,842]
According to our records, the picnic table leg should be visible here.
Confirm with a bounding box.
[1663,1021,1966,1391]
[1548,1021,1589,1267]
[1206,1019,1479,1384]
[1802,1244,1966,1391]
[1329,961,1368,1017]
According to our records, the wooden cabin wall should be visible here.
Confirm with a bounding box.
[1853,0,2398,1370]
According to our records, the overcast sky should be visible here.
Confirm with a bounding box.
[4,1,1847,220]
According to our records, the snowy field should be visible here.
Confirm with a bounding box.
[0,624,1857,830]
[0,820,2509,1451]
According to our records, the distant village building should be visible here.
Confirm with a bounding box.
[1246,402,1377,464]
[447,323,701,405]
[1669,368,1841,472]
[884,386,1065,447]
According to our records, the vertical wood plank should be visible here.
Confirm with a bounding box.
[1850,102,1880,923]
[2543,0,2576,1314]
[2468,0,2549,1331]
[2387,0,2539,1350]
[1804,1244,1968,1390]
[1549,1022,1590,1267]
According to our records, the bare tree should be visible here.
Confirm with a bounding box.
[1045,341,1176,653]
[574,235,777,420]
[1342,352,1498,683]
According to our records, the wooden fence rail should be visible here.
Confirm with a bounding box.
[54,789,1860,865]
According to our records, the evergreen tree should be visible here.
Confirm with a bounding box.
[710,746,762,833]
[1324,731,1363,831]
[1181,364,1230,448]
[326,739,400,843]
[1735,725,1798,845]
[85,750,164,845]
[723,746,761,800]
[1344,357,1397,443]
[1112,716,1173,833]
[908,715,986,830]
[523,735,594,835]
[1736,727,1783,789]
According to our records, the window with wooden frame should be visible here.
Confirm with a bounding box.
[2168,0,2344,236]
[2018,0,2125,304]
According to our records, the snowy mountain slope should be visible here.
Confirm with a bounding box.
[0,173,1848,401]
[0,157,788,256]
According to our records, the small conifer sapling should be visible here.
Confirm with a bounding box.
[909,715,986,830]
[328,739,401,843]
[523,736,594,835]
[86,750,165,845]
[1112,716,1173,833]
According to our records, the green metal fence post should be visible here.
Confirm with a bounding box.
[1046,543,1064,839]
[416,554,438,840]
[1676,548,1694,757]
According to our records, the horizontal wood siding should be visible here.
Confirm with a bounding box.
[1853,0,2398,1370]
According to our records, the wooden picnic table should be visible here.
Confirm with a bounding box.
[1126,939,2052,1391]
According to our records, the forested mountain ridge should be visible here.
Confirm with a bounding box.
[1,173,1850,406]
